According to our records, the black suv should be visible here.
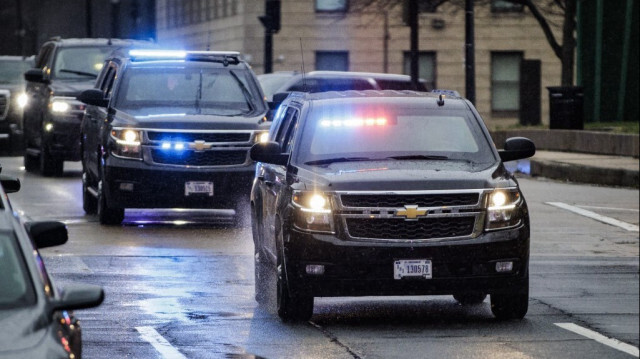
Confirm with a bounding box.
[250,91,535,322]
[0,55,34,153]
[78,50,269,225]
[22,38,152,176]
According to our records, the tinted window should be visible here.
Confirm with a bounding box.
[288,78,375,92]
[294,100,495,165]
[0,233,35,309]
[52,46,116,79]
[114,65,266,116]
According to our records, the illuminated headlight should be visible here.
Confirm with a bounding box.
[49,97,84,114]
[292,191,333,233]
[16,93,28,108]
[255,131,269,143]
[110,128,142,159]
[486,189,522,230]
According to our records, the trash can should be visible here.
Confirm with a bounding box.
[547,86,584,130]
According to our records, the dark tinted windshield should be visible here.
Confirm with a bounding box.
[294,99,496,165]
[0,60,33,84]
[52,46,117,79]
[0,233,35,309]
[287,77,376,93]
[114,65,266,116]
[376,79,428,91]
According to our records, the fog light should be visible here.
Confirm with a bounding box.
[44,123,54,132]
[306,264,325,275]
[119,182,134,191]
[495,261,514,273]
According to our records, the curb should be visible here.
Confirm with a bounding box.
[530,159,639,188]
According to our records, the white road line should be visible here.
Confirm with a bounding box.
[577,205,640,213]
[136,326,187,359]
[546,202,639,232]
[555,323,639,357]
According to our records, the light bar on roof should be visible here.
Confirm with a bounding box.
[128,49,187,59]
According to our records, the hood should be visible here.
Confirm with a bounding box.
[0,306,48,353]
[50,80,95,97]
[295,160,514,192]
[112,110,268,130]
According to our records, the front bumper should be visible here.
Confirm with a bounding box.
[104,155,255,209]
[44,112,83,161]
[282,225,529,297]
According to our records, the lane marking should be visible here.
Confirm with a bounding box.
[136,326,187,359]
[546,202,639,232]
[577,205,640,213]
[555,323,639,357]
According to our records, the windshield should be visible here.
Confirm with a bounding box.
[0,60,33,84]
[0,233,35,309]
[114,65,266,116]
[294,100,496,166]
[52,46,116,80]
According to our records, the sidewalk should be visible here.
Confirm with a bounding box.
[523,150,639,188]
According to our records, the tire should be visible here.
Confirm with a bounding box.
[39,144,63,177]
[97,180,124,225]
[252,206,268,303]
[453,293,487,305]
[275,225,313,322]
[82,171,97,215]
[24,152,38,172]
[491,274,529,320]
[232,196,251,228]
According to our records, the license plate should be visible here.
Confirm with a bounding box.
[185,181,213,196]
[394,259,432,279]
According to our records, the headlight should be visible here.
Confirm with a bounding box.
[486,189,522,230]
[255,131,269,143]
[110,128,142,159]
[292,191,334,233]
[16,93,28,108]
[49,96,84,114]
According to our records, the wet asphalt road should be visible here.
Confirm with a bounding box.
[1,156,638,359]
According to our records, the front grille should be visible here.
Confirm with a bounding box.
[150,149,247,166]
[340,193,480,208]
[346,217,476,240]
[147,132,251,143]
[0,94,7,120]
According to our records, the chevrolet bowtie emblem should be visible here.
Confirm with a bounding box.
[396,205,427,220]
[189,140,212,151]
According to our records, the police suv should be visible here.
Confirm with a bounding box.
[250,90,536,321]
[78,50,269,225]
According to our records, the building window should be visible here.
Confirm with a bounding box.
[403,51,436,90]
[315,51,349,71]
[491,0,524,13]
[491,52,522,113]
[316,0,348,12]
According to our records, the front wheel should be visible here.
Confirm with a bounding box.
[39,144,63,177]
[97,181,124,225]
[24,151,38,172]
[82,171,97,215]
[491,274,529,320]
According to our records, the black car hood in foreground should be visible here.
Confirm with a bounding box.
[296,160,515,191]
[0,306,54,356]
[51,80,95,97]
[111,110,268,130]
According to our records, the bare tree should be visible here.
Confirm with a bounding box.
[348,0,577,86]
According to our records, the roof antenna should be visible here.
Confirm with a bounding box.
[206,30,211,51]
[299,38,307,92]
[437,94,445,106]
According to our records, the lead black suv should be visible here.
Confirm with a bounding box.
[250,90,536,322]
[77,50,270,225]
[23,38,152,176]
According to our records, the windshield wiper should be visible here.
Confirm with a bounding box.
[386,155,451,161]
[229,70,255,113]
[58,69,97,78]
[304,157,377,166]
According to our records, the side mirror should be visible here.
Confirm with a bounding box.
[77,89,109,108]
[24,68,48,83]
[250,141,289,166]
[50,284,104,314]
[0,175,20,193]
[25,221,68,249]
[498,137,536,162]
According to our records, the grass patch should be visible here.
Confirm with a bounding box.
[585,121,639,134]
